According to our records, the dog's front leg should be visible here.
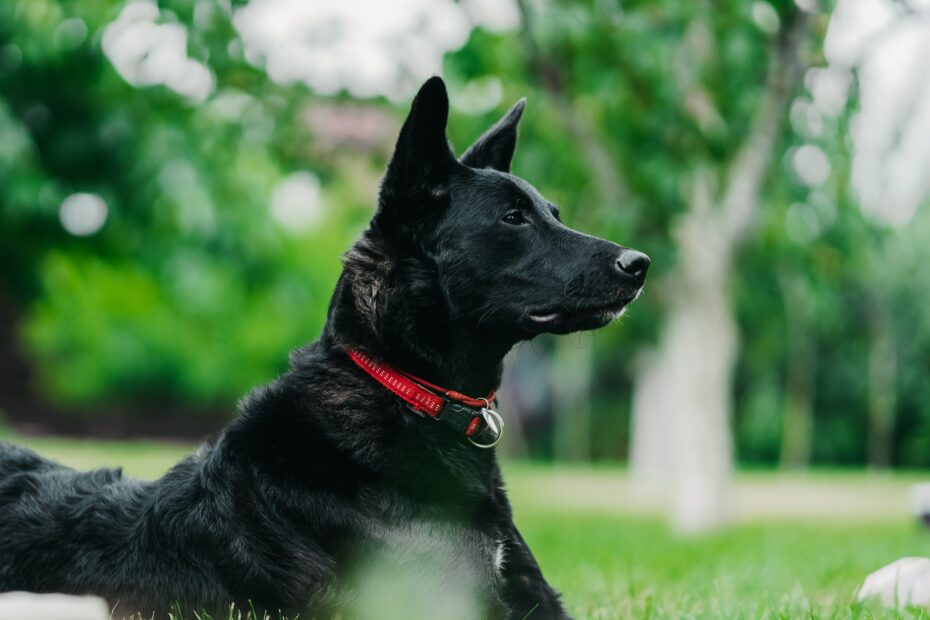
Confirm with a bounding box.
[498,525,573,620]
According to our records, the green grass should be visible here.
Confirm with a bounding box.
[525,513,929,618]
[3,430,930,619]
[505,465,930,618]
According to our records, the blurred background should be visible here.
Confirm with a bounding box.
[4,0,930,540]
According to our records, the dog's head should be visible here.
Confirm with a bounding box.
[352,77,648,350]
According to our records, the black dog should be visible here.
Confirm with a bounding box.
[0,77,648,619]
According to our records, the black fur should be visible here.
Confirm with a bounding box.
[0,77,649,619]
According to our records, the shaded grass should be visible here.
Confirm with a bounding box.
[3,429,930,618]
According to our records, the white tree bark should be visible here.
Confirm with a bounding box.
[666,279,737,532]
[630,346,674,480]
[661,171,739,533]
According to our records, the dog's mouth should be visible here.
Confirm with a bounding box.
[527,289,642,326]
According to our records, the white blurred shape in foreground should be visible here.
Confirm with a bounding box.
[858,557,930,607]
[233,0,519,100]
[103,0,215,103]
[60,193,108,236]
[825,0,930,227]
[0,592,109,620]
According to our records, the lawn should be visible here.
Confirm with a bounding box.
[3,430,930,619]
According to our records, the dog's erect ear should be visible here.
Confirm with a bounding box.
[380,77,456,208]
[460,98,526,173]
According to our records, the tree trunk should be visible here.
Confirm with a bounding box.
[629,346,674,481]
[867,295,896,468]
[667,277,737,533]
[644,170,738,532]
[630,296,738,529]
[779,274,816,469]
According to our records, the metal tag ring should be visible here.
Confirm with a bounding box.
[467,406,505,449]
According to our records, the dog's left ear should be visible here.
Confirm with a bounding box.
[460,98,526,173]
[380,77,457,210]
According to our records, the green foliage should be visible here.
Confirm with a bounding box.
[0,0,370,407]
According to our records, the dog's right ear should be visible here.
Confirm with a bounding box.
[378,77,457,220]
[460,98,526,173]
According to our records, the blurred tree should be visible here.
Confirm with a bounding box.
[777,271,816,468]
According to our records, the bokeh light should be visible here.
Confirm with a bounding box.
[59,193,108,237]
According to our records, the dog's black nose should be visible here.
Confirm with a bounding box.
[616,249,650,282]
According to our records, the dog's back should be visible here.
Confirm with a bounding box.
[0,443,135,589]
[0,441,131,527]
[0,441,235,614]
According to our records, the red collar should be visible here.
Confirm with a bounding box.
[347,349,503,448]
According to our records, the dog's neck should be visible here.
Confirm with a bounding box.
[321,230,510,397]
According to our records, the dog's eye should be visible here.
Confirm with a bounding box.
[501,210,527,226]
